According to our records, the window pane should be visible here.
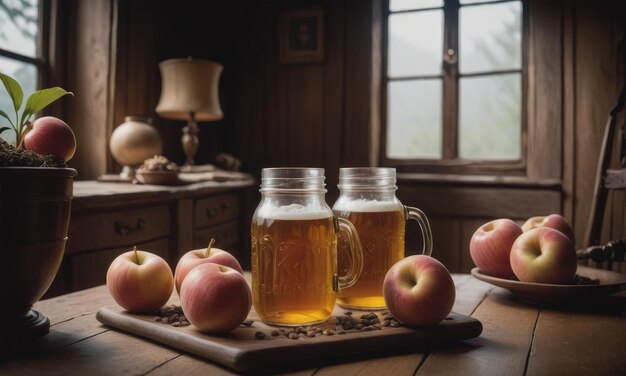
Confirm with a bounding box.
[388,10,443,77]
[0,56,37,145]
[459,73,521,160]
[460,0,504,4]
[0,0,39,57]
[459,1,521,73]
[387,79,442,159]
[390,0,442,12]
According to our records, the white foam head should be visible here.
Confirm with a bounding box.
[256,204,331,220]
[334,199,400,213]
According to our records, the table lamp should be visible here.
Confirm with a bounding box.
[155,57,223,171]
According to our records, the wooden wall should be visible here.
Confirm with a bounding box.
[61,0,625,272]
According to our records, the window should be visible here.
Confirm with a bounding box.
[0,0,42,145]
[383,0,524,172]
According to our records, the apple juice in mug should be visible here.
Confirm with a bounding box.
[251,168,363,326]
[333,167,433,310]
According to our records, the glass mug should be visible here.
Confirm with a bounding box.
[251,168,363,326]
[332,167,433,310]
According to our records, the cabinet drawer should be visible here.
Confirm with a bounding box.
[68,238,170,291]
[67,205,170,253]
[194,220,240,254]
[194,194,239,229]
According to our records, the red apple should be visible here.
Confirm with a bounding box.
[510,227,577,284]
[180,263,252,334]
[383,255,456,327]
[174,239,244,294]
[469,218,522,278]
[23,116,77,162]
[521,214,576,246]
[106,247,174,313]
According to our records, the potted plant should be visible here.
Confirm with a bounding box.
[0,73,76,346]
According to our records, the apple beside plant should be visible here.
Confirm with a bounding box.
[106,247,174,313]
[0,72,75,164]
[469,213,578,284]
[106,240,251,334]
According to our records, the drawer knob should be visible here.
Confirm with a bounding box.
[114,218,146,236]
[206,207,219,218]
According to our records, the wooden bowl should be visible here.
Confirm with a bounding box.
[471,266,626,307]
[136,170,180,185]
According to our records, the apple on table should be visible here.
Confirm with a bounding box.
[106,246,174,313]
[383,255,456,327]
[510,227,578,284]
[180,263,252,334]
[174,239,244,294]
[469,218,522,279]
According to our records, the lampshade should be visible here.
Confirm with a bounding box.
[155,57,223,121]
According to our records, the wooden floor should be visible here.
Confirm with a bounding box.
[1,274,625,375]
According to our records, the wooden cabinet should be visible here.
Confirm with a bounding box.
[45,177,255,297]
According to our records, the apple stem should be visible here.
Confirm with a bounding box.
[133,246,140,265]
[206,238,216,257]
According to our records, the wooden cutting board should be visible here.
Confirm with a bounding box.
[96,304,482,373]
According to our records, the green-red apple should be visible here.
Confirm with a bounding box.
[383,255,456,327]
[180,263,251,334]
[521,214,576,246]
[469,218,522,278]
[174,239,244,294]
[510,227,577,284]
[106,247,174,312]
[23,116,76,162]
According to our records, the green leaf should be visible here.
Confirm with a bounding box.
[0,126,10,135]
[0,72,24,113]
[0,109,13,126]
[22,87,73,124]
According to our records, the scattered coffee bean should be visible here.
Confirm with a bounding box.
[361,312,377,321]
[172,322,181,327]
[255,331,266,339]
[307,331,316,338]
[288,332,299,340]
[154,317,162,322]
[361,325,373,331]
[344,311,353,316]
[271,330,280,336]
[382,320,390,327]
[242,319,254,327]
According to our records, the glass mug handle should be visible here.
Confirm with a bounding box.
[404,206,433,257]
[333,217,364,292]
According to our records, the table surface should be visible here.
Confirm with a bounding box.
[1,274,625,375]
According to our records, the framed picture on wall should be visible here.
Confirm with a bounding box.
[278,7,325,64]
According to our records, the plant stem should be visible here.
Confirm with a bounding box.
[16,121,32,150]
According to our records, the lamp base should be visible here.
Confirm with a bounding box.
[182,119,199,167]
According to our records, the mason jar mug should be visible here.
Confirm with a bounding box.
[332,167,433,310]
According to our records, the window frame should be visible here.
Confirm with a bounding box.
[380,0,529,176]
[0,0,50,93]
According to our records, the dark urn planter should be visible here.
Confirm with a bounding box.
[0,167,76,345]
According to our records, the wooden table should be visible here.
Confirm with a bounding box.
[1,274,624,375]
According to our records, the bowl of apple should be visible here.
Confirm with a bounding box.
[469,214,626,306]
